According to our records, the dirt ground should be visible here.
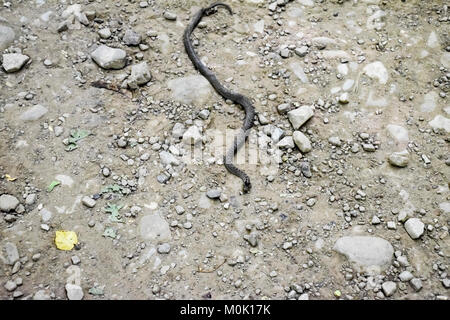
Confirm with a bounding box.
[0,0,449,300]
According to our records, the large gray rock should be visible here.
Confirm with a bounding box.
[127,62,152,89]
[333,236,394,274]
[288,106,314,129]
[122,29,141,46]
[91,45,127,70]
[0,194,19,212]
[1,242,19,266]
[0,25,15,51]
[19,104,48,121]
[2,53,30,73]
[167,75,212,104]
[139,212,171,241]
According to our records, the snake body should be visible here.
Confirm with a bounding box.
[183,2,255,193]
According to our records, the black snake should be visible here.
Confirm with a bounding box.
[183,2,255,193]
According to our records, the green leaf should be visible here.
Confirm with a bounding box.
[105,203,123,223]
[47,180,61,192]
[88,286,104,295]
[65,143,78,152]
[101,184,123,194]
[69,129,91,143]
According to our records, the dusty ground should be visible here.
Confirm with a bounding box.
[0,0,449,300]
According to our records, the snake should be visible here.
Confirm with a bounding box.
[183,2,256,193]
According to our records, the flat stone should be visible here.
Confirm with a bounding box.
[139,212,171,241]
[4,280,17,292]
[91,45,127,70]
[420,91,438,113]
[288,106,314,129]
[19,104,48,122]
[429,115,450,133]
[33,290,51,300]
[363,61,388,84]
[404,218,424,239]
[172,123,186,139]
[410,278,422,292]
[123,29,141,46]
[98,28,111,39]
[2,53,30,73]
[388,150,409,167]
[1,242,19,266]
[81,196,96,208]
[128,62,152,89]
[294,46,308,57]
[289,62,309,83]
[163,11,177,21]
[167,75,212,104]
[159,151,180,166]
[293,131,312,153]
[0,194,19,212]
[0,25,15,51]
[157,243,171,254]
[206,189,221,199]
[65,284,84,300]
[333,236,394,274]
[381,281,397,297]
[386,124,409,144]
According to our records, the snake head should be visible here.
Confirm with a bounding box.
[243,180,252,194]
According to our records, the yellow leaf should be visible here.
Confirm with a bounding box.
[55,231,78,251]
[5,174,16,181]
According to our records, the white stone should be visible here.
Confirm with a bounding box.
[127,62,152,89]
[139,212,171,241]
[277,136,294,149]
[363,61,389,84]
[182,125,202,145]
[342,79,354,91]
[441,52,450,69]
[19,104,48,122]
[253,20,264,33]
[399,271,414,282]
[427,31,439,48]
[382,281,397,297]
[98,28,111,39]
[388,150,409,168]
[159,151,180,166]
[333,236,394,274]
[0,25,15,51]
[420,91,438,112]
[429,115,450,133]
[404,218,424,240]
[2,53,30,73]
[288,106,314,129]
[91,45,127,70]
[81,196,96,208]
[289,62,309,83]
[65,284,84,300]
[172,123,186,139]
[438,202,450,214]
[167,75,212,104]
[0,194,19,212]
[386,124,408,143]
[293,131,312,153]
[1,242,19,265]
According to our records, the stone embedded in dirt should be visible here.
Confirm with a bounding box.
[4,280,17,292]
[404,218,425,239]
[333,236,394,274]
[123,29,141,46]
[363,61,388,84]
[2,53,30,73]
[410,278,423,292]
[65,283,84,300]
[182,125,202,145]
[1,242,19,266]
[0,25,15,51]
[429,115,450,133]
[388,150,409,167]
[386,124,409,144]
[127,62,152,89]
[157,243,171,254]
[91,45,127,70]
[420,91,438,113]
[163,11,177,21]
[399,271,414,282]
[19,104,48,121]
[206,189,221,199]
[381,281,397,297]
[167,75,212,104]
[33,290,51,300]
[294,46,308,57]
[293,131,312,153]
[0,194,19,212]
[139,212,171,241]
[159,150,180,166]
[98,28,111,39]
[172,123,186,139]
[81,196,96,208]
[328,136,342,147]
[288,106,314,129]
